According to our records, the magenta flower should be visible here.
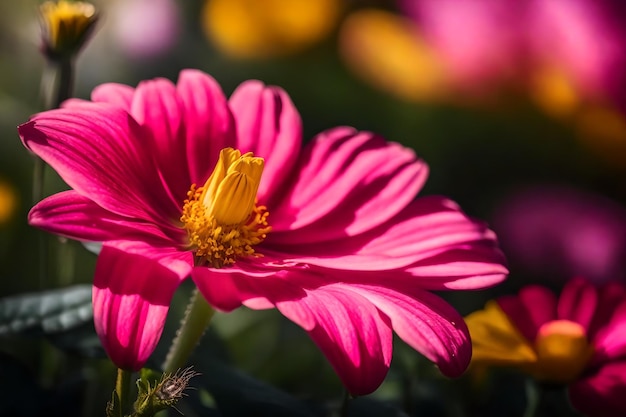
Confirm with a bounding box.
[466,278,626,417]
[400,0,626,105]
[493,185,626,284]
[19,70,507,394]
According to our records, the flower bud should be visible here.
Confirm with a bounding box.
[39,0,98,61]
[132,367,200,416]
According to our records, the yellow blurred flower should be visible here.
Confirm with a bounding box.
[466,296,593,384]
[338,9,449,102]
[0,179,18,226]
[202,0,342,58]
[530,66,581,119]
[39,0,97,60]
[465,301,537,368]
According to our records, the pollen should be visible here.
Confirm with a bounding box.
[180,148,270,268]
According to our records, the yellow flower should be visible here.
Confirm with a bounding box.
[0,179,18,226]
[202,0,342,58]
[338,9,449,102]
[529,66,581,119]
[39,0,97,60]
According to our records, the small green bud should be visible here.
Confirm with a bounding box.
[133,367,200,416]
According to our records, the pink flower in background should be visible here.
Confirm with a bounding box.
[466,278,626,417]
[400,0,626,106]
[493,185,626,284]
[111,0,180,59]
[19,69,507,394]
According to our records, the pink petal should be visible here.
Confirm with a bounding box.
[589,282,626,340]
[268,127,427,241]
[29,191,185,244]
[229,81,302,203]
[194,264,471,391]
[403,246,508,290]
[344,283,471,377]
[557,278,598,332]
[18,104,180,223]
[93,243,193,370]
[194,267,393,394]
[91,82,136,110]
[191,262,289,312]
[130,78,190,206]
[177,69,237,184]
[568,361,626,417]
[265,196,504,273]
[276,284,393,395]
[497,285,557,342]
[590,301,626,365]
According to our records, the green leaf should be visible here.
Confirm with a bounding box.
[348,397,409,417]
[44,321,105,358]
[191,357,317,417]
[0,284,92,335]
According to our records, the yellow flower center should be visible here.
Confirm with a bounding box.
[180,148,270,268]
[529,320,593,383]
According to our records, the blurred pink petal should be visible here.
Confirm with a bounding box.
[569,361,626,417]
[400,0,626,105]
[111,0,180,59]
[494,185,626,284]
[401,0,523,87]
[557,277,598,331]
[497,285,557,342]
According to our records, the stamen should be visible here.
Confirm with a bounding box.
[180,149,270,268]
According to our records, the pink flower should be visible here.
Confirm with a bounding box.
[400,0,626,105]
[493,185,626,284]
[19,70,507,394]
[111,0,180,59]
[466,278,626,417]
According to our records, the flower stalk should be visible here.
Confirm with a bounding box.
[115,368,132,416]
[35,1,97,288]
[523,379,541,417]
[45,57,74,110]
[163,288,215,373]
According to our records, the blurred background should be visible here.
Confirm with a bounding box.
[1,0,625,416]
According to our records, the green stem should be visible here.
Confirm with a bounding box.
[33,158,48,289]
[49,58,73,109]
[34,57,75,291]
[57,237,75,286]
[163,288,215,373]
[115,368,132,416]
[339,389,351,417]
[523,379,541,417]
